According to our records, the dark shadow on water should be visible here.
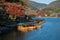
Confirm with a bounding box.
[1,31,25,40]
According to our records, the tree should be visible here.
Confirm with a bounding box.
[20,0,29,6]
[5,0,20,3]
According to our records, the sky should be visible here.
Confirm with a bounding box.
[31,0,56,4]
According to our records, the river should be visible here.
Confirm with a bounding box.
[23,18,60,40]
[1,18,60,40]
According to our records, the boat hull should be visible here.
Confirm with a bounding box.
[17,25,42,32]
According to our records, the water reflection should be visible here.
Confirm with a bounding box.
[24,18,60,40]
[1,18,60,40]
[1,31,25,40]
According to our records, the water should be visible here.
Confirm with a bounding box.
[1,18,60,40]
[24,18,60,40]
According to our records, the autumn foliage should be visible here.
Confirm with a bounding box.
[3,2,25,18]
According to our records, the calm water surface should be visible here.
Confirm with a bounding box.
[1,18,60,40]
[24,18,60,40]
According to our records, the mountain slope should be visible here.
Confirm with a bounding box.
[42,1,60,17]
[29,1,47,10]
[47,1,60,8]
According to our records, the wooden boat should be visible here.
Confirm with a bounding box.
[17,20,45,32]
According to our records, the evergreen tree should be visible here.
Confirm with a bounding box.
[5,0,25,5]
[5,0,19,3]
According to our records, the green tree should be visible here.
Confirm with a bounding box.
[5,0,19,3]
